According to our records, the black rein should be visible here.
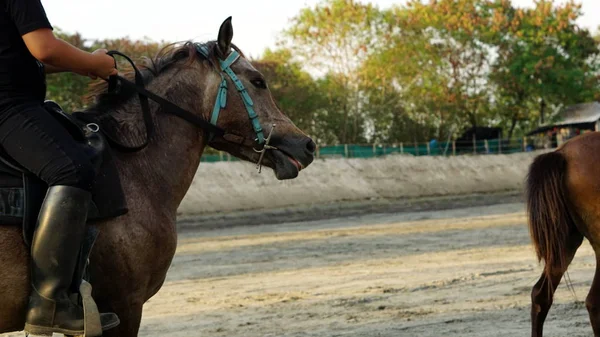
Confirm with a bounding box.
[87,51,254,153]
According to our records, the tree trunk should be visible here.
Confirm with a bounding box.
[508,113,518,140]
[469,111,477,129]
[509,92,525,140]
[540,98,546,125]
[341,103,349,143]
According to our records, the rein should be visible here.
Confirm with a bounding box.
[88,49,277,171]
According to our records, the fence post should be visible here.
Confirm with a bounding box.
[452,141,456,156]
[472,134,477,155]
[316,144,320,159]
[484,139,489,154]
[344,144,349,158]
[498,136,502,154]
[426,142,431,156]
[415,141,419,156]
[227,153,231,161]
[400,142,404,154]
[219,152,223,161]
[523,137,527,152]
[372,143,377,157]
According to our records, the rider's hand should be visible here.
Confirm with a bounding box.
[89,49,118,80]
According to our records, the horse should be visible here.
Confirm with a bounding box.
[0,17,315,336]
[526,131,600,336]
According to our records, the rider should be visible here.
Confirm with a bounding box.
[1,0,120,335]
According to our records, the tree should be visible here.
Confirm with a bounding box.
[252,48,331,143]
[45,29,166,112]
[490,0,600,138]
[281,0,385,143]
[359,0,600,142]
[360,0,502,142]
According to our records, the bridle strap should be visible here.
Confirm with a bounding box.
[101,51,155,152]
[91,49,271,157]
[222,63,265,144]
[109,75,261,148]
[195,44,266,145]
[97,51,260,151]
[110,74,226,137]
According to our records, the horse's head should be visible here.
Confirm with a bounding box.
[87,18,315,180]
[194,17,315,180]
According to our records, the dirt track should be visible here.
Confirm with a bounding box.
[135,202,597,337]
[3,200,595,337]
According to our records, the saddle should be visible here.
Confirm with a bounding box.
[0,101,128,246]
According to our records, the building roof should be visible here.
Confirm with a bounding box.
[527,102,600,135]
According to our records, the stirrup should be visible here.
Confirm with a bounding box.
[24,281,119,337]
[80,281,120,336]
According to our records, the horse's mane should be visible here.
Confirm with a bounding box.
[77,40,244,149]
[85,41,200,111]
[85,40,245,111]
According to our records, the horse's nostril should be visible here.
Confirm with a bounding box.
[306,139,316,154]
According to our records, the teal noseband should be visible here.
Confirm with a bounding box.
[195,43,265,145]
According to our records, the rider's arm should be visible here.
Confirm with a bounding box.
[22,29,116,78]
[43,64,68,74]
[7,0,116,79]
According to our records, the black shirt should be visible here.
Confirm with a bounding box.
[0,0,53,102]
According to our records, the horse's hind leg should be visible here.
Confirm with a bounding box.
[531,232,583,337]
[531,272,565,337]
[586,254,600,336]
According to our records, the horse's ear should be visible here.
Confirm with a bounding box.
[217,16,233,58]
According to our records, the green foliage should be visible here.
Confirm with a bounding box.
[280,0,386,143]
[252,48,330,142]
[489,0,599,138]
[43,1,600,145]
[44,29,91,112]
[45,28,166,112]
[358,0,599,142]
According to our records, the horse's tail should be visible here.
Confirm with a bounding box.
[526,150,577,279]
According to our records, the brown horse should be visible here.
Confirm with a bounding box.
[0,18,315,336]
[527,131,600,336]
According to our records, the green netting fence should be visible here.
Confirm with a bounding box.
[200,137,538,162]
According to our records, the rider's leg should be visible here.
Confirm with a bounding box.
[0,101,119,335]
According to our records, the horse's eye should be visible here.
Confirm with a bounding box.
[251,78,267,89]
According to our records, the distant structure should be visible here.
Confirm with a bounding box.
[527,102,600,148]
[454,126,503,154]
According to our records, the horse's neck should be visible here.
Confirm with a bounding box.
[111,83,207,220]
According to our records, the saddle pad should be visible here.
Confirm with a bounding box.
[0,139,128,246]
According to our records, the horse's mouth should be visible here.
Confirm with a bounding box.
[285,153,304,171]
[267,149,303,180]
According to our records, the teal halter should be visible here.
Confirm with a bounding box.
[103,48,275,173]
[195,43,265,145]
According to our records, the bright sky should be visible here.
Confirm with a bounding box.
[43,0,599,58]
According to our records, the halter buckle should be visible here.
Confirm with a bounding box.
[254,124,277,173]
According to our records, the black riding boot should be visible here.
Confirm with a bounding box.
[24,186,119,336]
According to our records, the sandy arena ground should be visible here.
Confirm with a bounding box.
[143,202,597,337]
[5,200,597,337]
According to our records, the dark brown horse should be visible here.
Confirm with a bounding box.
[527,131,600,336]
[0,18,315,336]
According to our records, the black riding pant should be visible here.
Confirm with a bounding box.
[0,100,95,191]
